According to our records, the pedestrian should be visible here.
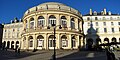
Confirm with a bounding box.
[18,48,20,55]
[106,49,111,60]
[110,52,116,60]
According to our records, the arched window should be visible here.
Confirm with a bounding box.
[61,16,67,27]
[112,37,117,42]
[104,38,109,43]
[29,36,33,47]
[72,36,76,47]
[37,35,44,47]
[30,18,34,28]
[48,35,55,47]
[38,16,44,27]
[49,15,56,26]
[71,18,75,29]
[61,35,67,47]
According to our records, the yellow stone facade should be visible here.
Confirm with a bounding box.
[20,2,83,50]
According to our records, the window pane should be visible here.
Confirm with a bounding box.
[104,28,107,33]
[112,28,114,32]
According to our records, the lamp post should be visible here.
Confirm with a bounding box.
[48,24,62,60]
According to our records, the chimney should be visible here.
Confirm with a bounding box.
[11,20,13,23]
[104,8,106,15]
[108,11,111,15]
[89,9,92,15]
[94,11,97,15]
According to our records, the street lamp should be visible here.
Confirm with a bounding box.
[47,24,62,60]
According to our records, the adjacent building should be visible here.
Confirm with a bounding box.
[2,18,23,49]
[83,8,120,49]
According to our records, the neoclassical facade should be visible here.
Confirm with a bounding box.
[83,8,120,49]
[21,2,83,50]
[2,18,23,49]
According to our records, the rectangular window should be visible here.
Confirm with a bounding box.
[103,22,106,26]
[119,28,120,32]
[111,22,114,26]
[87,17,90,20]
[104,28,107,33]
[118,22,120,25]
[96,22,98,26]
[112,28,114,33]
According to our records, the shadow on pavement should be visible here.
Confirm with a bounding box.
[57,51,107,60]
[0,49,46,60]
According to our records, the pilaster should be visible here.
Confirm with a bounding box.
[68,34,72,48]
[67,16,71,30]
[75,18,79,31]
[44,34,48,49]
[33,34,37,49]
[56,34,60,49]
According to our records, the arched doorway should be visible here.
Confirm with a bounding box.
[11,41,14,49]
[3,41,6,49]
[37,35,44,49]
[61,35,68,48]
[87,38,93,50]
[71,36,76,48]
[7,41,10,49]
[48,35,55,49]
[104,38,109,43]
[15,41,19,49]
[28,36,33,48]
[112,37,117,43]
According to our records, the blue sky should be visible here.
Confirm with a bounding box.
[0,0,120,23]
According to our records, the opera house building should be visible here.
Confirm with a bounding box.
[2,2,84,50]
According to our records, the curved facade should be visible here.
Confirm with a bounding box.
[21,2,83,50]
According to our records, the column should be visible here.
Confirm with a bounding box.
[44,14,48,29]
[26,36,29,49]
[9,41,11,49]
[77,35,80,48]
[56,34,60,49]
[67,16,71,30]
[28,18,30,31]
[56,14,60,29]
[44,34,48,49]
[75,18,78,31]
[34,16,38,29]
[33,35,37,49]
[80,36,84,48]
[21,37,24,49]
[68,34,72,49]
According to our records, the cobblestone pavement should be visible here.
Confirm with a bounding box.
[0,49,120,60]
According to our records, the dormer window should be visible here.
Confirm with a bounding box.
[87,17,90,20]
[110,17,113,20]
[95,17,98,20]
